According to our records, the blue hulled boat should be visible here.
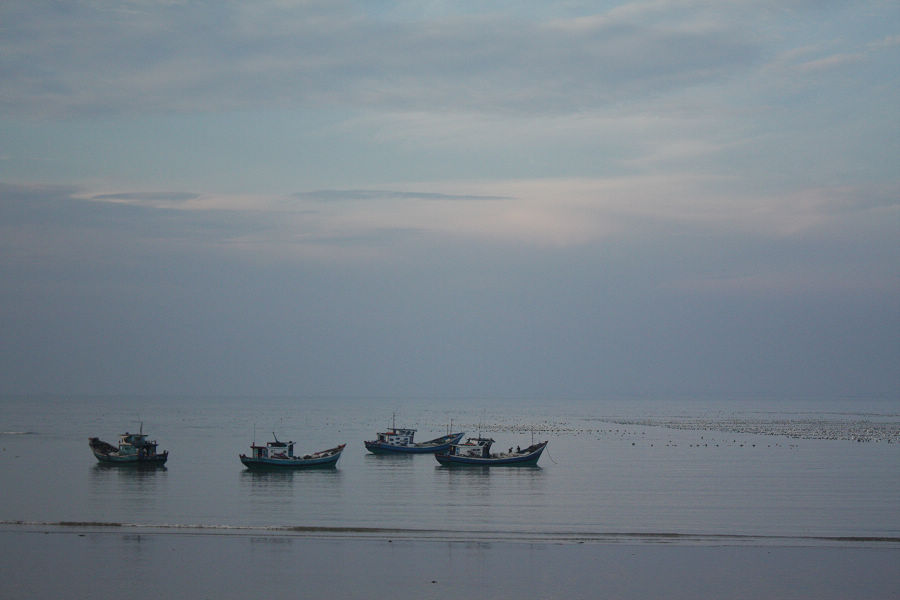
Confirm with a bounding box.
[434,437,548,466]
[89,426,168,465]
[240,435,345,470]
[365,419,464,454]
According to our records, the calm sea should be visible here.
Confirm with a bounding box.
[2,395,898,543]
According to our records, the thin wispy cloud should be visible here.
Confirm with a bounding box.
[869,34,900,49]
[90,192,201,204]
[796,52,866,72]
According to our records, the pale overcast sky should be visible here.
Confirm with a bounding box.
[1,1,897,399]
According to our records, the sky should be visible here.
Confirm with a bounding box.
[1,0,898,401]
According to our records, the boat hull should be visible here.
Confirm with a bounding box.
[434,442,547,467]
[92,450,168,465]
[365,432,464,454]
[240,445,344,470]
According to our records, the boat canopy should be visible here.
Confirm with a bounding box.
[250,439,295,459]
[376,428,416,445]
[450,437,494,458]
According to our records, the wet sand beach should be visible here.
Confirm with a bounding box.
[2,527,899,600]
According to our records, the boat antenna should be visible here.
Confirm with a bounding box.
[272,432,279,443]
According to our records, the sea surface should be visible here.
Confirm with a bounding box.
[1,395,899,544]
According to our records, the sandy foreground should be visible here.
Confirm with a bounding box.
[2,527,898,599]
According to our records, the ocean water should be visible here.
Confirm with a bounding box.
[1,395,899,543]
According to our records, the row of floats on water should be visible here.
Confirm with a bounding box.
[88,421,549,470]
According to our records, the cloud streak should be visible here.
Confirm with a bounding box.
[6,176,897,267]
[295,189,511,203]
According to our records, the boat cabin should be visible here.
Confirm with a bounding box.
[117,432,157,456]
[449,437,494,458]
[375,428,416,446]
[250,439,295,460]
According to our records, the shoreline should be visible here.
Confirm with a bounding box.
[3,528,899,600]
[3,521,899,548]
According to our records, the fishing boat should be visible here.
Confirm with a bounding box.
[434,437,548,466]
[89,425,168,465]
[240,435,345,469]
[364,417,464,454]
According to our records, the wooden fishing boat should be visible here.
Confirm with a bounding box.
[434,437,548,466]
[89,425,168,465]
[240,435,345,469]
[364,418,464,454]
